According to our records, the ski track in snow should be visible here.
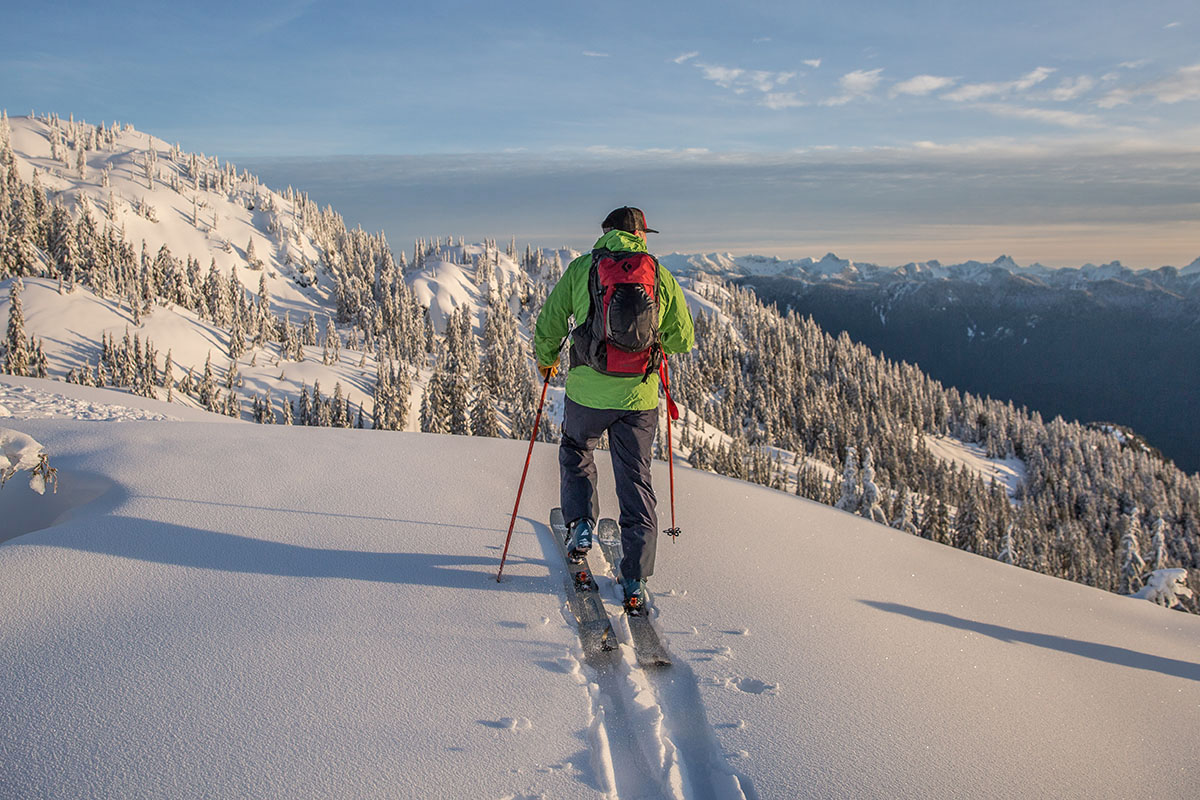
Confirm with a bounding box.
[539,524,751,800]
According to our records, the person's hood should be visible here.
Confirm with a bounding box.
[592,229,648,253]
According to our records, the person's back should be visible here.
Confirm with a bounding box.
[534,207,695,612]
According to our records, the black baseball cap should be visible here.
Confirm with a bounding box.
[601,206,659,234]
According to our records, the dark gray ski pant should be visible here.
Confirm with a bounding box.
[560,396,658,582]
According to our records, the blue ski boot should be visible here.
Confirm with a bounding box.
[566,517,595,562]
[621,577,648,616]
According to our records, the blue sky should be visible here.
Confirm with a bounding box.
[4,1,1200,265]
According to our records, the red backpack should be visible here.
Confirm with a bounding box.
[569,248,662,380]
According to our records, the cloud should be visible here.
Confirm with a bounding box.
[822,68,883,105]
[747,70,796,92]
[804,59,822,69]
[1165,21,1181,29]
[582,51,609,58]
[975,103,1103,129]
[764,92,806,109]
[673,51,700,64]
[698,64,745,88]
[1013,67,1056,90]
[1098,87,1135,108]
[890,74,956,97]
[1151,64,1200,102]
[691,61,798,104]
[1098,63,1200,107]
[242,143,1200,268]
[1047,76,1096,101]
[942,67,1055,102]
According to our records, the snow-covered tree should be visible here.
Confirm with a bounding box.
[859,447,887,524]
[322,317,340,365]
[1132,569,1194,609]
[1119,509,1146,595]
[997,524,1016,566]
[835,446,860,513]
[0,427,57,495]
[470,384,500,438]
[4,278,31,376]
[1149,516,1169,571]
[892,487,918,535]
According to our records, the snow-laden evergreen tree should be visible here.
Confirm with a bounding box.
[1149,516,1169,571]
[255,273,271,345]
[228,317,245,360]
[322,317,340,365]
[922,498,951,545]
[331,383,347,428]
[1132,569,1195,609]
[953,492,987,554]
[3,278,30,376]
[470,383,500,438]
[447,377,471,436]
[420,367,450,434]
[835,446,860,513]
[161,349,174,399]
[199,352,216,409]
[1119,508,1146,595]
[859,447,888,524]
[245,237,262,270]
[998,524,1016,565]
[302,312,319,347]
[892,487,918,535]
[313,381,332,427]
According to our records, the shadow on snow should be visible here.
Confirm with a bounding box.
[861,599,1199,683]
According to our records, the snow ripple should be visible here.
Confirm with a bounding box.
[0,383,174,422]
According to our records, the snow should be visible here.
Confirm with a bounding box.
[923,433,1027,497]
[1133,569,1195,608]
[0,374,236,423]
[1,386,1197,799]
[0,426,49,493]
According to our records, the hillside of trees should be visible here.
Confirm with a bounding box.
[2,111,1197,611]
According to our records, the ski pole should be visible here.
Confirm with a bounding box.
[659,355,681,542]
[496,372,551,582]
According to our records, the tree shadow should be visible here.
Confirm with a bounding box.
[130,494,507,534]
[860,600,1200,682]
[43,513,555,594]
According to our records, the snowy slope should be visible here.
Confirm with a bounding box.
[1,381,1196,800]
[8,115,329,311]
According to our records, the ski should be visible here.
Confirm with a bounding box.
[550,508,617,662]
[597,519,672,668]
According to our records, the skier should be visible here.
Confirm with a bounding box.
[534,206,695,613]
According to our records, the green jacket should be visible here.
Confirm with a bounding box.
[535,230,695,411]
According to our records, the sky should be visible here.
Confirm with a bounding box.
[4,0,1200,266]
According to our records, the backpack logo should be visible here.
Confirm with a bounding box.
[570,249,661,379]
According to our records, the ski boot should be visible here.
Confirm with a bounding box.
[622,577,648,617]
[565,517,595,563]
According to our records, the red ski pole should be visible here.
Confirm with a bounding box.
[659,356,681,542]
[496,373,551,582]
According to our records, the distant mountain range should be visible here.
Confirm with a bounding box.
[661,252,1200,474]
[659,250,1200,287]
